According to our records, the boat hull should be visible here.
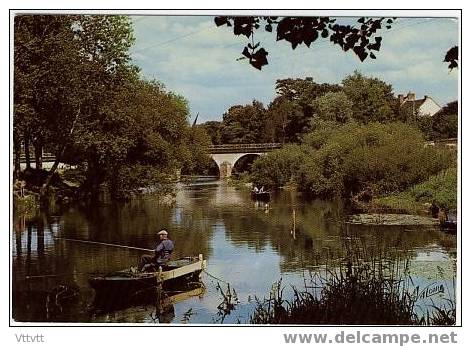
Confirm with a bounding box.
[89,257,204,310]
[251,191,270,201]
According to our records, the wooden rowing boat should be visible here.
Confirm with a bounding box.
[251,191,270,201]
[89,254,206,310]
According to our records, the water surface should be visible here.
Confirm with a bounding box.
[12,179,456,323]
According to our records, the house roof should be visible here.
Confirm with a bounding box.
[402,98,427,109]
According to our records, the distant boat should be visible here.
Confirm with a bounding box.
[251,190,270,201]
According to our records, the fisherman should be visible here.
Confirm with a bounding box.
[253,186,259,193]
[138,229,174,271]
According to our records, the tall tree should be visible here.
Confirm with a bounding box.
[271,78,341,142]
[342,71,396,123]
[220,100,270,143]
[14,15,80,174]
[73,77,200,198]
[266,97,303,143]
[312,91,354,124]
[14,15,138,196]
[201,121,223,145]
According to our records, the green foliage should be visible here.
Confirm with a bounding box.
[312,91,354,123]
[211,73,406,146]
[204,78,344,147]
[272,78,342,142]
[342,71,396,123]
[364,166,457,214]
[14,15,138,157]
[416,101,458,140]
[14,15,207,200]
[250,144,309,188]
[251,121,454,197]
[297,122,454,198]
[219,100,272,143]
[266,97,303,143]
[74,78,197,198]
[409,167,457,210]
[302,120,343,149]
[180,125,212,174]
[200,121,223,145]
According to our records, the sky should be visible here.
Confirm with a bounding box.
[130,15,459,123]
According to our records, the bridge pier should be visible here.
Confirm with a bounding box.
[219,162,232,178]
[211,153,263,178]
[208,143,282,179]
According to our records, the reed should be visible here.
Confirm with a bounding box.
[249,245,455,325]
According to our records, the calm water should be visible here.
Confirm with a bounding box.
[12,179,457,323]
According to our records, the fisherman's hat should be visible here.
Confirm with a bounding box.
[157,229,168,236]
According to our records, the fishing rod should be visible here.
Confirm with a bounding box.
[54,237,154,252]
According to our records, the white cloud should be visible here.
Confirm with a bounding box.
[130,15,459,121]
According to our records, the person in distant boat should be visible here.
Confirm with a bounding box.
[259,186,265,193]
[253,186,259,193]
[138,229,174,271]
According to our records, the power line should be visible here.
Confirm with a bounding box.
[132,25,215,54]
[131,17,448,76]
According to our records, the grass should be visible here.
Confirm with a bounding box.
[249,245,455,325]
[373,167,457,214]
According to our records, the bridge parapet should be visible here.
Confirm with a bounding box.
[207,143,282,154]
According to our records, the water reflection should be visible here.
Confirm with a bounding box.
[12,179,456,323]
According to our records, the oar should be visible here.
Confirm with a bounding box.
[54,237,154,252]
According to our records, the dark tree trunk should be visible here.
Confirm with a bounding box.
[34,142,42,170]
[24,136,31,169]
[40,156,61,199]
[13,138,21,180]
[40,109,81,200]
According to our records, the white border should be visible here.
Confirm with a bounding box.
[4,4,464,346]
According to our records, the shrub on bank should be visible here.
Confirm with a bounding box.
[251,144,310,188]
[375,167,457,213]
[297,122,454,199]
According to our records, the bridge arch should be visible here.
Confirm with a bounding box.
[208,143,281,178]
[211,152,264,178]
[231,154,261,177]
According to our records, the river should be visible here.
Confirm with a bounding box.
[12,178,457,324]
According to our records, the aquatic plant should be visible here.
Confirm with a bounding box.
[214,282,240,323]
[249,245,455,325]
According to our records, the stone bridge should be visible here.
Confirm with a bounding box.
[207,143,282,178]
[15,143,283,178]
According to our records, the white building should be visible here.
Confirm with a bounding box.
[398,92,442,117]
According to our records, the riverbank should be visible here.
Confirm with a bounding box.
[250,248,455,325]
[372,167,457,215]
[13,167,83,216]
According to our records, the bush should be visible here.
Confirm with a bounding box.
[297,122,455,198]
[251,144,310,188]
[410,167,457,210]
[372,166,457,214]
